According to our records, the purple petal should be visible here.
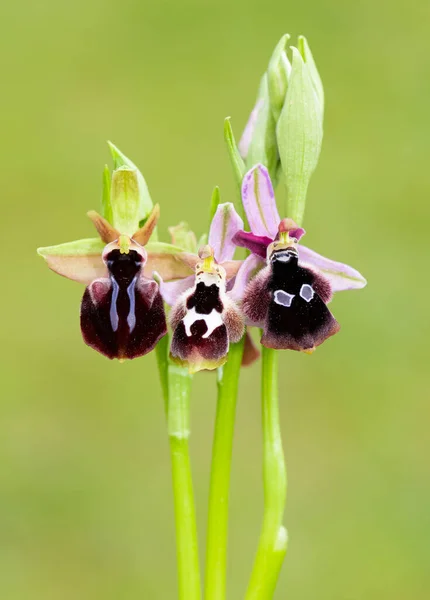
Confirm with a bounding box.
[209,203,244,263]
[158,275,195,306]
[229,254,264,302]
[242,164,280,238]
[233,230,272,259]
[238,98,264,160]
[298,245,367,292]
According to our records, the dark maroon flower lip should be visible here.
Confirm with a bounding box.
[81,246,167,360]
[241,240,339,353]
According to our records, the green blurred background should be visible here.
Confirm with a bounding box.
[1,0,429,598]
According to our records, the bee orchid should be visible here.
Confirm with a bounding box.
[169,245,244,373]
[159,202,250,372]
[233,164,367,353]
[37,164,190,360]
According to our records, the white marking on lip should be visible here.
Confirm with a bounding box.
[300,284,314,302]
[127,277,137,332]
[274,290,295,307]
[182,307,223,338]
[274,253,291,262]
[110,279,120,331]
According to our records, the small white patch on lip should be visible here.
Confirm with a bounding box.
[196,272,222,286]
[300,284,314,302]
[274,253,291,262]
[183,307,223,338]
[274,290,295,307]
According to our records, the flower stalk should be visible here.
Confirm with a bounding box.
[205,337,245,600]
[156,337,202,600]
[245,346,287,600]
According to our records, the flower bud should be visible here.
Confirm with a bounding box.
[298,36,324,115]
[267,34,291,122]
[276,46,323,226]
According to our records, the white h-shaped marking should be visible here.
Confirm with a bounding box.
[182,307,223,339]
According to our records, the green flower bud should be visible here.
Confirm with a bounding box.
[102,164,112,224]
[276,46,323,226]
[298,35,324,115]
[267,33,291,122]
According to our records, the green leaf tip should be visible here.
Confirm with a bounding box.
[224,117,246,190]
[210,186,221,221]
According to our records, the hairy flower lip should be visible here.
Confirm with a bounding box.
[37,145,175,361]
[236,164,367,293]
[169,244,245,373]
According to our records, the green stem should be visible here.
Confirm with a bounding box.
[204,338,245,600]
[156,338,202,600]
[245,347,288,600]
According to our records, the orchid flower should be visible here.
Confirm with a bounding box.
[169,245,245,373]
[37,161,197,360]
[233,164,367,353]
[159,202,252,373]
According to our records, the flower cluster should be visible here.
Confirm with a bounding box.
[38,144,365,371]
[37,35,366,372]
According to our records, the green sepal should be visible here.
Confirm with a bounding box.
[276,46,323,226]
[298,36,324,116]
[110,167,140,236]
[107,141,157,239]
[246,74,279,185]
[167,222,198,253]
[267,34,291,122]
[145,241,185,255]
[224,117,246,192]
[102,165,113,223]
[37,237,105,258]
